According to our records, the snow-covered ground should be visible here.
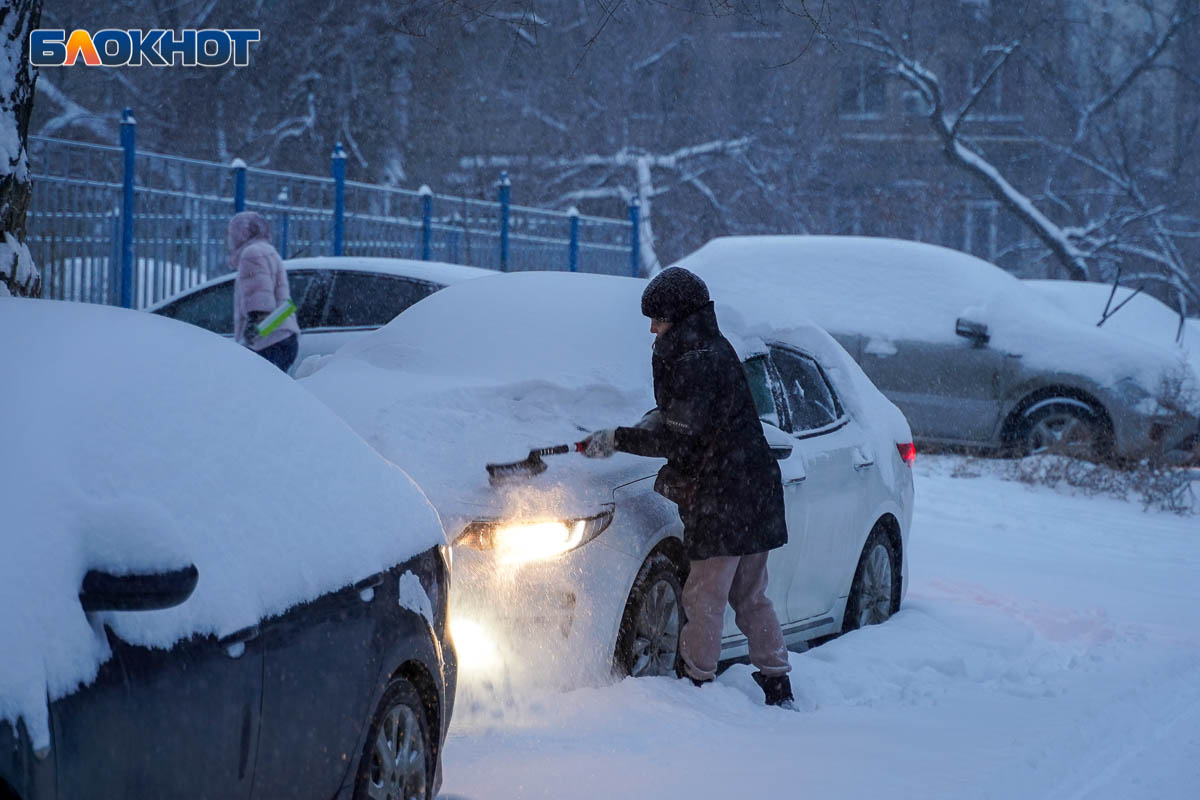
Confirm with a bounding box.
[439,455,1200,800]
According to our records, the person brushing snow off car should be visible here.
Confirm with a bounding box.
[582,267,795,708]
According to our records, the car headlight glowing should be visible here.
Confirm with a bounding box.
[455,508,614,564]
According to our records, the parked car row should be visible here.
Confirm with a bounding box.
[7,235,1196,799]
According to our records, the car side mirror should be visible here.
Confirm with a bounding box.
[955,318,990,347]
[761,421,794,460]
[79,564,199,613]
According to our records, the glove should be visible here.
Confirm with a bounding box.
[582,429,617,459]
[244,311,267,345]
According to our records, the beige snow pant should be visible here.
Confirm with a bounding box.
[678,551,791,683]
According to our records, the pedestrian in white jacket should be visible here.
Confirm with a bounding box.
[228,211,300,372]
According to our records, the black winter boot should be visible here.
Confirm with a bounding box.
[675,652,711,688]
[752,671,796,709]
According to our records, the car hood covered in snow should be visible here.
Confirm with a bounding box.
[1024,279,1200,382]
[301,270,912,530]
[675,236,1198,398]
[0,299,444,750]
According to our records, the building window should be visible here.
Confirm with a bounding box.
[964,201,999,262]
[839,62,885,118]
[965,51,1024,120]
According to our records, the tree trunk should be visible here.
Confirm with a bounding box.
[0,0,42,298]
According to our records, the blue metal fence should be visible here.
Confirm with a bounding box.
[27,108,637,309]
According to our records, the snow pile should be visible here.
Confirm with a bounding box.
[301,270,909,515]
[0,299,444,749]
[675,236,1195,393]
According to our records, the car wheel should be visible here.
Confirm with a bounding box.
[843,528,899,632]
[353,677,433,800]
[614,553,684,678]
[1020,402,1105,459]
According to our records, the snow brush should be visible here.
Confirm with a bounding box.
[486,441,587,486]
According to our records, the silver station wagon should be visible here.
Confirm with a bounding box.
[676,236,1200,463]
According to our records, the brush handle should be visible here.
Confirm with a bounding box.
[530,444,571,457]
[528,441,589,457]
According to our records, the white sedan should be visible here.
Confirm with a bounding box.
[301,270,915,681]
[148,256,493,373]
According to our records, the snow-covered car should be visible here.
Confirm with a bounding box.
[675,236,1200,463]
[300,271,915,683]
[148,256,493,372]
[0,299,455,800]
[1024,278,1200,378]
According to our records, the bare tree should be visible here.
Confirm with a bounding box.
[530,137,753,274]
[0,0,42,298]
[846,0,1200,315]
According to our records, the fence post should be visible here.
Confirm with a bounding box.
[498,170,511,272]
[108,208,120,305]
[331,142,346,256]
[231,158,247,212]
[628,195,641,278]
[119,107,136,308]
[277,187,289,258]
[568,206,580,273]
[419,184,433,261]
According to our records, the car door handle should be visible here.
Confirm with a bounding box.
[783,476,806,486]
[853,460,875,471]
[219,624,260,658]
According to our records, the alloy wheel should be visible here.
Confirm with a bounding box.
[1028,410,1096,457]
[366,702,427,800]
[628,578,681,677]
[856,542,894,628]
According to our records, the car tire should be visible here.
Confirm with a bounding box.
[353,676,434,800]
[1019,402,1107,460]
[613,553,684,678]
[843,528,900,633]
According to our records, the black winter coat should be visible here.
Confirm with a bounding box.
[615,302,788,560]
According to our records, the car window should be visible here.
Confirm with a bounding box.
[155,282,235,334]
[288,271,328,329]
[769,346,844,434]
[323,272,438,328]
[741,354,783,428]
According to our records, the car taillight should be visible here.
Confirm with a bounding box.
[897,442,916,465]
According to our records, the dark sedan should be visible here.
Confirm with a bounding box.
[0,298,457,800]
[1,548,454,800]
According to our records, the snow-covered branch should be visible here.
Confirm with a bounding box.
[845,24,1198,305]
[1072,0,1199,145]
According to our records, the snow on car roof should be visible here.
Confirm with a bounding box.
[0,298,444,750]
[301,270,912,517]
[284,256,495,285]
[676,235,1193,391]
[674,235,1054,344]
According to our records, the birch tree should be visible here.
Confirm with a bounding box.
[0,0,41,298]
